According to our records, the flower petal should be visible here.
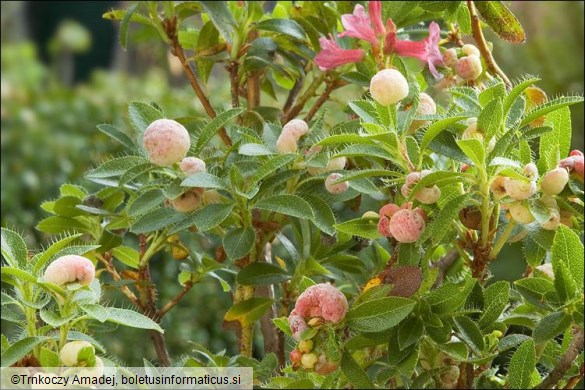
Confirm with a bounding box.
[314,35,365,71]
[339,4,378,46]
[369,1,385,37]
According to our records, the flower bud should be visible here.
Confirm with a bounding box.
[44,255,95,286]
[414,185,441,204]
[461,44,480,57]
[170,189,202,213]
[540,194,559,210]
[559,153,584,181]
[504,178,537,200]
[379,203,400,218]
[143,119,190,166]
[540,208,560,230]
[541,168,569,195]
[283,119,309,139]
[369,69,409,106]
[301,353,319,369]
[325,173,349,194]
[180,157,206,176]
[60,341,95,366]
[202,190,221,205]
[389,209,426,243]
[78,356,104,381]
[276,131,298,154]
[462,119,495,152]
[442,48,458,68]
[406,172,422,186]
[509,202,535,224]
[455,55,482,81]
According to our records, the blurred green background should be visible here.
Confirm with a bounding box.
[1,1,583,366]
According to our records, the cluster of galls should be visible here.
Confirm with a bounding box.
[377,202,428,243]
[142,119,221,213]
[287,284,348,374]
[276,119,351,195]
[490,151,583,230]
[442,44,483,83]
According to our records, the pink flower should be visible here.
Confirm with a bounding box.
[314,35,365,71]
[392,22,445,78]
[44,255,95,286]
[369,1,385,37]
[287,283,348,340]
[339,4,378,46]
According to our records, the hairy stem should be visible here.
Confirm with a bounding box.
[164,16,232,147]
[228,60,240,109]
[431,249,459,288]
[466,1,512,87]
[303,80,348,123]
[158,281,195,318]
[282,73,327,123]
[536,327,584,389]
[489,220,516,259]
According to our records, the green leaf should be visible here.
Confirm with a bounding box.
[478,99,503,140]
[551,222,584,290]
[2,336,49,367]
[553,261,578,303]
[426,279,474,314]
[479,82,506,108]
[86,156,149,179]
[119,3,138,49]
[40,347,60,368]
[533,311,572,344]
[421,193,472,244]
[223,227,255,260]
[128,102,164,133]
[237,263,291,285]
[1,228,28,269]
[181,173,229,190]
[457,139,485,167]
[239,143,274,156]
[131,208,185,233]
[224,297,273,326]
[507,339,536,389]
[39,310,76,328]
[81,304,163,333]
[420,116,467,152]
[474,1,525,43]
[194,108,243,153]
[347,297,416,333]
[249,154,295,186]
[438,342,469,361]
[340,351,375,389]
[200,1,237,44]
[522,96,583,128]
[128,189,165,217]
[303,195,336,236]
[112,246,140,269]
[188,203,234,232]
[454,316,485,355]
[514,277,556,308]
[334,218,380,240]
[398,316,424,351]
[503,76,540,116]
[328,169,400,183]
[256,19,305,40]
[523,237,546,267]
[255,195,314,219]
[32,234,83,274]
[36,216,90,235]
[539,106,572,171]
[479,281,510,329]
